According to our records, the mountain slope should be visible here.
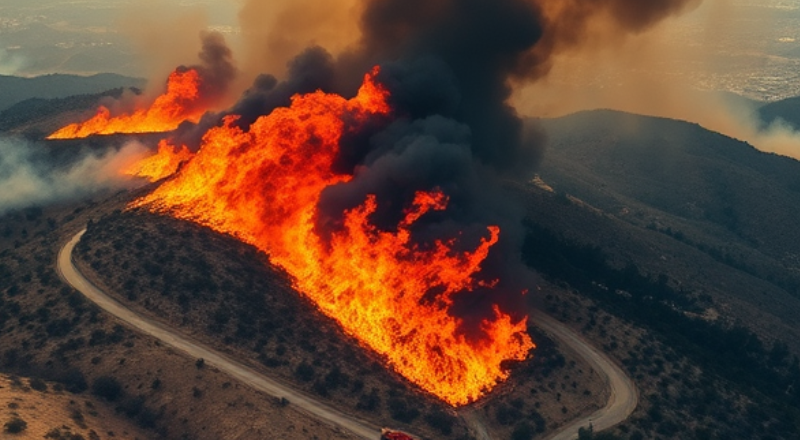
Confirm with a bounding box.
[759,95,800,129]
[0,73,144,112]
[533,109,800,351]
[538,109,800,267]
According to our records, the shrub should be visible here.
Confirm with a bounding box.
[60,369,88,393]
[512,422,535,440]
[424,409,455,435]
[312,380,329,397]
[4,416,27,433]
[295,363,315,382]
[137,407,160,429]
[388,397,420,424]
[356,389,381,412]
[495,403,522,426]
[117,395,145,417]
[324,366,349,390]
[92,375,122,401]
[29,377,47,392]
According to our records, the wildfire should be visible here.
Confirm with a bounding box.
[48,68,207,139]
[122,140,194,182]
[131,68,534,406]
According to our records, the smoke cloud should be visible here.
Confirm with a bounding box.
[169,45,334,150]
[0,137,148,214]
[118,0,211,88]
[190,31,238,106]
[514,0,800,160]
[236,0,361,82]
[158,0,704,331]
[0,48,25,76]
[257,0,692,192]
[176,0,703,329]
[316,0,700,325]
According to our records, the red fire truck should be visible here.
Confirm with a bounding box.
[380,428,417,440]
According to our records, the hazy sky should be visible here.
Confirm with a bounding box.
[1,0,800,101]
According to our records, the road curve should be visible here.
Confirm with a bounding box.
[58,229,382,440]
[59,228,636,440]
[530,309,639,440]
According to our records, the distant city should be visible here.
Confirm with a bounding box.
[2,0,800,101]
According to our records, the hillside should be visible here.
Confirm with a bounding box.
[759,96,800,129]
[539,110,800,256]
[537,110,800,318]
[0,73,144,112]
[73,209,608,440]
[0,198,371,440]
[2,93,800,439]
[0,373,151,439]
[0,89,129,138]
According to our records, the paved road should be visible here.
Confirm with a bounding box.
[58,229,382,440]
[530,309,639,440]
[58,229,637,440]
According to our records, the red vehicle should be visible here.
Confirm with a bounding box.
[380,428,417,440]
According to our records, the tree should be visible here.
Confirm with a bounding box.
[92,375,122,401]
[29,377,47,392]
[511,422,535,440]
[4,416,27,433]
[578,425,594,440]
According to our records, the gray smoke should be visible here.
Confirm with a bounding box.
[0,136,147,214]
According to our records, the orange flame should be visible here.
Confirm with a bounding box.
[130,68,534,406]
[48,69,207,139]
[122,140,194,182]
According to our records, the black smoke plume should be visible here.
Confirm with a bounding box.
[179,0,700,336]
[317,0,696,332]
[171,46,335,150]
[188,31,237,107]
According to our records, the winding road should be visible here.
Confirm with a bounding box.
[530,310,638,440]
[58,230,382,440]
[57,228,637,440]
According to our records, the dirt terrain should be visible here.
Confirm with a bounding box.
[0,373,151,439]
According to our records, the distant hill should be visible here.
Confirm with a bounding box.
[539,109,800,258]
[759,95,800,129]
[0,73,145,112]
[534,109,800,348]
[0,89,130,138]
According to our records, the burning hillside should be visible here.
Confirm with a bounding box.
[48,32,236,140]
[131,69,533,406]
[60,0,700,407]
[122,140,193,182]
[47,68,205,139]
